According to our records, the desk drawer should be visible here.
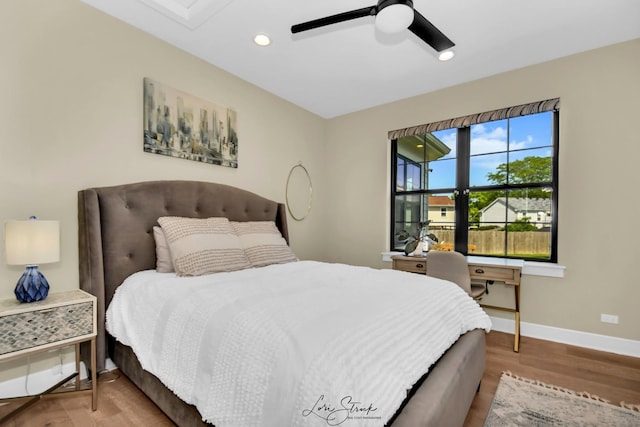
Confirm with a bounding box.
[469,265,519,283]
[393,258,427,274]
[0,302,94,355]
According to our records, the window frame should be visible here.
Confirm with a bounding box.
[390,110,559,263]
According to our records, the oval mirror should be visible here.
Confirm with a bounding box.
[286,163,312,221]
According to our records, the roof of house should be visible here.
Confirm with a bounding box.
[428,196,454,206]
[481,197,551,213]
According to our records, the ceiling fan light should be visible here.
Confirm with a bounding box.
[438,50,455,61]
[375,4,414,34]
[253,34,271,46]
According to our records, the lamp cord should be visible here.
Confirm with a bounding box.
[24,356,31,395]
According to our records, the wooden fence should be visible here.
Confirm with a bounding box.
[432,230,550,255]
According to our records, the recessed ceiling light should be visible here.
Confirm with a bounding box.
[254,34,271,46]
[438,50,455,61]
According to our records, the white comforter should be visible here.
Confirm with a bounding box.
[106,261,491,427]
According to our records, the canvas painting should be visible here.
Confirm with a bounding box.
[143,77,238,168]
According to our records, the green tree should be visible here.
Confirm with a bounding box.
[487,156,552,199]
[468,156,552,225]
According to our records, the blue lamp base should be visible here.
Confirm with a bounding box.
[15,266,50,303]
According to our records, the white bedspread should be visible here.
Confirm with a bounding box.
[106,261,491,426]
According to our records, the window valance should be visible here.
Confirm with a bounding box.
[387,98,560,140]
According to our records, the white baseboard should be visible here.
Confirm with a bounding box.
[0,361,89,400]
[0,356,117,400]
[490,316,640,358]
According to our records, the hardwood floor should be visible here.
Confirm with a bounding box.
[1,331,638,426]
[463,331,640,427]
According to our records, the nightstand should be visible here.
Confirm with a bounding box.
[0,289,97,421]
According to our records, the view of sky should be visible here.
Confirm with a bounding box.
[427,111,553,190]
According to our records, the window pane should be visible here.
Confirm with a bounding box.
[470,120,508,155]
[396,157,406,191]
[397,137,426,191]
[427,129,457,190]
[470,152,508,187]
[506,148,552,184]
[468,188,552,259]
[505,189,552,259]
[393,193,455,252]
[406,162,422,190]
[470,120,508,188]
[427,158,456,189]
[397,130,456,192]
[393,194,427,250]
[509,112,552,151]
[431,129,457,160]
[426,193,455,252]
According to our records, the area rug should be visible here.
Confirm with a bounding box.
[484,371,640,426]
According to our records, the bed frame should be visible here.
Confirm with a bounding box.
[78,180,485,427]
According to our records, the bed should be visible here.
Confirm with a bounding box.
[78,180,489,427]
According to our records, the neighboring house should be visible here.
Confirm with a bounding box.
[427,195,455,228]
[479,197,551,228]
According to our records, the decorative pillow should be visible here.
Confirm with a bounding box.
[157,216,251,276]
[231,221,297,267]
[153,226,174,273]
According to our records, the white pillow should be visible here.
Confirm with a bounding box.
[158,216,251,276]
[231,221,297,267]
[153,226,174,273]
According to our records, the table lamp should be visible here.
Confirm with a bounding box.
[5,216,60,303]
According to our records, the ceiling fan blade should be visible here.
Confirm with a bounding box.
[408,10,454,52]
[291,6,375,34]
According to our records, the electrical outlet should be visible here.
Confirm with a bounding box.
[600,313,619,324]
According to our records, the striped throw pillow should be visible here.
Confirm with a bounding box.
[231,221,297,267]
[158,216,251,276]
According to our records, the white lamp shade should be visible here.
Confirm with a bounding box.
[375,4,415,34]
[5,219,60,265]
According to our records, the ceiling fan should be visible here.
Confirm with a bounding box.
[290,0,455,53]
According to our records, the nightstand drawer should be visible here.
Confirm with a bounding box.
[0,301,94,356]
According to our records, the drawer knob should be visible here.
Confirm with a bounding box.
[475,268,485,274]
[416,263,424,268]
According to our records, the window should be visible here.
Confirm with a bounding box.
[390,101,559,262]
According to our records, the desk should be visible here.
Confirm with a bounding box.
[391,254,523,352]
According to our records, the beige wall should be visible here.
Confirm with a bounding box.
[0,0,326,381]
[322,39,640,342]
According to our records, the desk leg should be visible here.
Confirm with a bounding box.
[91,338,97,411]
[514,285,521,352]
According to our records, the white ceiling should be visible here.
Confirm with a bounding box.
[82,0,640,119]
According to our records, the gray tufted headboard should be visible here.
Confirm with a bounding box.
[78,180,288,372]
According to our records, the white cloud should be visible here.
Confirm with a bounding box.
[436,131,458,157]
[509,139,528,150]
[470,124,507,155]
